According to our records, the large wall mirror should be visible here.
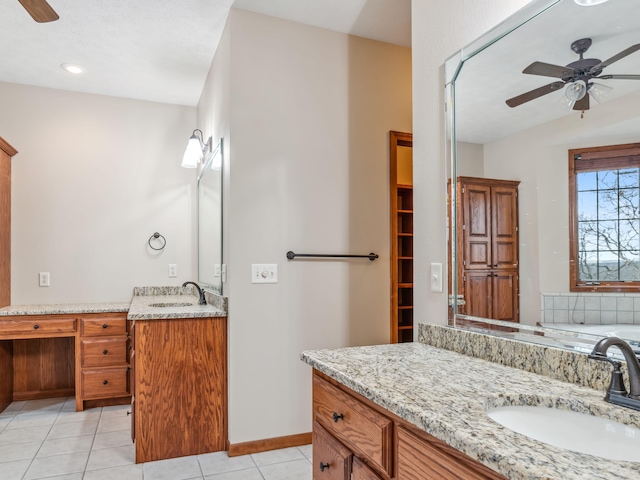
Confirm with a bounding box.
[446,0,640,350]
[198,138,223,294]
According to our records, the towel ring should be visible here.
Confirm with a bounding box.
[148,232,166,251]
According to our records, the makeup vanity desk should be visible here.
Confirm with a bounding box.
[0,303,131,413]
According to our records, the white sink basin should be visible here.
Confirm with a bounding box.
[487,405,640,462]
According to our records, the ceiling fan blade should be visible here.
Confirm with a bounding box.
[18,0,59,23]
[590,44,640,73]
[598,74,640,80]
[574,94,590,111]
[505,81,565,108]
[523,62,575,79]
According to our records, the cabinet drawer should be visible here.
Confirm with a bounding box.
[313,421,352,480]
[81,367,129,399]
[313,375,392,476]
[0,317,76,337]
[81,316,127,336]
[81,338,127,368]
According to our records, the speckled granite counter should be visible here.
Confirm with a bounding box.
[301,342,640,479]
[0,302,130,316]
[127,286,226,320]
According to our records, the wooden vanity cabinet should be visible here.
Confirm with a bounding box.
[75,312,131,411]
[131,316,227,463]
[312,370,506,480]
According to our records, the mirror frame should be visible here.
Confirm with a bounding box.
[197,138,223,294]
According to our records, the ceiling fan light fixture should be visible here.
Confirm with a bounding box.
[588,82,613,104]
[565,81,587,102]
[573,0,609,6]
[558,94,577,112]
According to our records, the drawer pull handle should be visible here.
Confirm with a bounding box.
[33,324,39,329]
[103,380,108,385]
[127,411,131,416]
[102,324,108,329]
[332,412,344,423]
[103,350,108,355]
[319,462,330,472]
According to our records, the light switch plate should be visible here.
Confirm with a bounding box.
[252,264,278,284]
[168,264,177,277]
[39,272,50,287]
[430,263,443,293]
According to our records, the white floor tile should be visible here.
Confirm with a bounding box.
[0,425,51,446]
[7,410,59,430]
[96,415,131,433]
[0,440,42,462]
[47,420,98,439]
[100,405,131,418]
[297,444,312,459]
[56,409,102,425]
[82,462,143,480]
[85,444,136,471]
[60,398,77,412]
[259,458,312,480]
[0,416,12,432]
[0,458,31,480]
[37,474,84,480]
[205,468,264,480]
[22,398,66,413]
[37,434,94,457]
[23,451,90,480]
[143,455,203,480]
[198,451,257,475]
[251,446,305,466]
[92,429,133,450]
[0,401,27,415]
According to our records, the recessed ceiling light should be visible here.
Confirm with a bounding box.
[574,0,609,6]
[60,63,87,74]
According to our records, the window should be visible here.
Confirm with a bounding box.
[570,143,640,292]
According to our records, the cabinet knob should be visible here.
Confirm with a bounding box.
[103,350,108,355]
[103,380,108,385]
[332,412,344,423]
[127,411,131,416]
[494,264,498,267]
[319,462,330,472]
[102,324,108,329]
[33,324,39,330]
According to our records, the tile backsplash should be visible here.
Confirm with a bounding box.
[541,292,640,325]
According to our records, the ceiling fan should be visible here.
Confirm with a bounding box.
[506,38,640,111]
[18,0,59,23]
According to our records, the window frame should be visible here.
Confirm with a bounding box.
[569,142,640,292]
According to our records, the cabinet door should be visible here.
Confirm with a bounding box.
[491,186,518,269]
[492,270,518,322]
[313,421,352,480]
[461,183,492,271]
[464,271,492,319]
[352,457,382,480]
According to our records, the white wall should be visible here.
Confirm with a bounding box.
[198,9,412,444]
[411,0,532,330]
[1,82,197,303]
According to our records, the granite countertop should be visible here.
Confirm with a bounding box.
[302,342,640,480]
[0,302,130,316]
[127,294,225,320]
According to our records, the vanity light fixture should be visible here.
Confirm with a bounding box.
[182,129,212,169]
[60,63,87,74]
[574,0,609,6]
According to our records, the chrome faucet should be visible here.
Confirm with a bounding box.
[589,336,640,411]
[182,281,207,305]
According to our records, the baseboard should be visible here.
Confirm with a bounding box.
[13,388,75,402]
[227,432,312,457]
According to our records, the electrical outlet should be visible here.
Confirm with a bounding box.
[39,272,50,287]
[252,264,278,284]
[168,264,177,278]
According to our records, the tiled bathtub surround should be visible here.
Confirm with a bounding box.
[541,292,640,325]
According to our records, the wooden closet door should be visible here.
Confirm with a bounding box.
[492,270,518,322]
[462,183,492,270]
[491,186,518,270]
[0,137,18,308]
[464,271,492,319]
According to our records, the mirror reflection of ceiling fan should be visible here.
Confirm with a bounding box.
[506,38,640,112]
[18,0,59,23]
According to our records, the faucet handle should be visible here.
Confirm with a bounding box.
[607,361,628,398]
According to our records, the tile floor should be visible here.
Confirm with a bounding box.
[0,397,312,480]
